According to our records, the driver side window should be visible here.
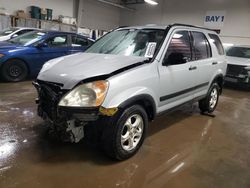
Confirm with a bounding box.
[164,30,192,65]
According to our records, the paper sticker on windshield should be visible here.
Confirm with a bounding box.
[145,42,157,58]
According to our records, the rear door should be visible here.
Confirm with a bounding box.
[158,30,199,111]
[191,31,215,98]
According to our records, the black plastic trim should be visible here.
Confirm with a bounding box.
[118,94,157,120]
[157,94,206,117]
[58,106,99,114]
[211,74,224,94]
[160,82,209,102]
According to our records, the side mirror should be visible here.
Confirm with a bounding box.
[163,52,188,66]
[11,34,18,39]
[36,42,48,48]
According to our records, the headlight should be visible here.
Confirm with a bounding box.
[58,80,109,107]
[0,54,5,58]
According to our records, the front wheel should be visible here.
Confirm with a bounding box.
[102,105,148,160]
[199,83,220,113]
[1,59,28,82]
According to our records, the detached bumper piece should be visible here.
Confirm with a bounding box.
[33,80,100,143]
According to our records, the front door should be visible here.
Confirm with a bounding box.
[158,30,199,112]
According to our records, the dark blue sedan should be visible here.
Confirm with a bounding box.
[0,30,94,82]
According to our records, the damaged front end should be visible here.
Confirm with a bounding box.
[33,80,101,143]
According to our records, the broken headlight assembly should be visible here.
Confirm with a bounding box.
[58,80,109,107]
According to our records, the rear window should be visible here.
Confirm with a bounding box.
[208,34,224,55]
[192,31,211,60]
[71,35,89,47]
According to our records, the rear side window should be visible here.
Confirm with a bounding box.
[192,31,211,60]
[208,34,224,55]
[165,30,192,65]
[16,29,33,36]
[71,35,89,47]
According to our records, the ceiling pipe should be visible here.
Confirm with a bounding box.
[96,0,135,11]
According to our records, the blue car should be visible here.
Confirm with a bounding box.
[0,30,94,82]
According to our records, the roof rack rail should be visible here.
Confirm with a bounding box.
[169,23,215,32]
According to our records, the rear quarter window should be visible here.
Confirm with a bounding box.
[208,34,225,55]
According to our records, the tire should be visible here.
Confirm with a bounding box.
[101,105,148,160]
[199,83,220,113]
[1,59,28,82]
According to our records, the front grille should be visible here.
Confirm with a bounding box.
[226,64,247,76]
[36,80,68,120]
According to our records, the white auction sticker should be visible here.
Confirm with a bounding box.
[145,42,157,58]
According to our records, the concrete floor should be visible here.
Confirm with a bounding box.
[0,81,250,188]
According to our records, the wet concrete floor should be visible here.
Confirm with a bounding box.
[0,81,249,188]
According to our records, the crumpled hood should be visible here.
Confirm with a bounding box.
[38,53,148,89]
[227,56,250,66]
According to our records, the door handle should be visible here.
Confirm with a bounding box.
[189,66,197,71]
[212,62,218,65]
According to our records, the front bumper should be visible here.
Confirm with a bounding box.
[225,64,250,88]
[33,80,103,143]
[224,75,250,88]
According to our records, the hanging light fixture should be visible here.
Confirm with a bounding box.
[144,0,158,5]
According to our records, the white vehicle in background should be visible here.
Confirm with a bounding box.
[0,27,37,41]
[225,46,250,88]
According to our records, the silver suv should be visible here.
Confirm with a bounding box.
[33,24,227,160]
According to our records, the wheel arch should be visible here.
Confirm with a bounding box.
[2,58,30,75]
[211,74,224,94]
[118,94,157,121]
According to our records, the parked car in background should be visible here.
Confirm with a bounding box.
[0,30,94,82]
[225,46,250,88]
[0,27,37,41]
[34,24,227,160]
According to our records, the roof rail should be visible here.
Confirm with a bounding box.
[169,23,215,32]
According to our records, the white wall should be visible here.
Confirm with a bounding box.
[78,0,120,31]
[0,0,75,18]
[120,0,250,45]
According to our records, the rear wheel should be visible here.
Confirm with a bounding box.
[199,83,220,113]
[1,59,28,82]
[102,105,148,160]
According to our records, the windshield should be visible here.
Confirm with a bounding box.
[86,29,165,57]
[226,47,250,58]
[8,31,47,46]
[0,28,19,36]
